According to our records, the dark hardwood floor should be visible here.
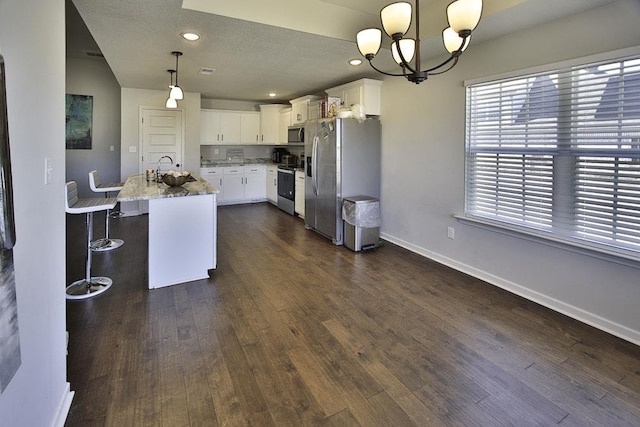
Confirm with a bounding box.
[65,202,640,426]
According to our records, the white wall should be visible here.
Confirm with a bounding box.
[66,57,121,198]
[120,88,201,215]
[0,0,72,425]
[380,0,640,344]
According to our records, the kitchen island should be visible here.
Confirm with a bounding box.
[118,174,219,289]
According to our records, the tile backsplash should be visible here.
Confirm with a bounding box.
[200,145,305,164]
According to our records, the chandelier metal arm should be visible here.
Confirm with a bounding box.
[425,54,460,75]
[366,58,412,78]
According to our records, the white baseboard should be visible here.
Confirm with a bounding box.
[52,382,74,427]
[380,232,640,346]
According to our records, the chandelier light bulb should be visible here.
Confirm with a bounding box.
[170,85,184,100]
[443,27,469,53]
[380,2,412,38]
[391,39,416,65]
[447,0,483,34]
[165,97,177,109]
[356,28,382,58]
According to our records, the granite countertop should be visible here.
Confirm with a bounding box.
[117,174,220,202]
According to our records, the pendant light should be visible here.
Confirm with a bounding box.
[169,51,184,100]
[165,69,177,109]
[356,0,482,84]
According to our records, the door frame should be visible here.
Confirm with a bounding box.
[138,106,185,175]
[136,106,186,214]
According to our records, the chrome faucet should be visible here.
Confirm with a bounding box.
[156,155,174,182]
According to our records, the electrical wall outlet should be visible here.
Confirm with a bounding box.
[214,148,219,155]
[447,227,455,239]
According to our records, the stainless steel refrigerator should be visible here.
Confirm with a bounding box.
[304,117,380,245]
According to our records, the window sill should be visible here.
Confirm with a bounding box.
[454,214,640,269]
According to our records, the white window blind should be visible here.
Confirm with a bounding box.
[465,55,640,260]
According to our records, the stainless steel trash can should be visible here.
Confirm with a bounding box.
[342,196,380,252]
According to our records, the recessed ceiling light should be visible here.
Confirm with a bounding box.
[349,59,363,66]
[181,32,200,41]
[268,92,277,97]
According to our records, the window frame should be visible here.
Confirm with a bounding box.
[461,46,640,266]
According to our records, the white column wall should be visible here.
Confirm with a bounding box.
[0,0,72,425]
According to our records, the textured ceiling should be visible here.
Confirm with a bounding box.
[69,0,618,103]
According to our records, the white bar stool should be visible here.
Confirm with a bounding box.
[65,181,116,300]
[88,170,124,252]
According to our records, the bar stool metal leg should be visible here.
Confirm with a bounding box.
[91,190,124,252]
[66,211,113,300]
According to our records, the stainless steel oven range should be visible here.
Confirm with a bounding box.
[277,166,296,215]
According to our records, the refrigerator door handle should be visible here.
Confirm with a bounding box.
[312,136,319,195]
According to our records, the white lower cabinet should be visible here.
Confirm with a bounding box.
[295,170,305,217]
[201,165,267,205]
[200,167,223,189]
[243,165,267,201]
[221,166,245,202]
[267,165,278,204]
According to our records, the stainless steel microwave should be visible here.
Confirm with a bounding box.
[287,125,304,144]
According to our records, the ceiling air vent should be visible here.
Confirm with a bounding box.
[199,67,216,76]
[83,50,104,58]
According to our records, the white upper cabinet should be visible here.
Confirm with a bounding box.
[325,78,383,116]
[201,109,241,144]
[240,112,260,144]
[259,104,285,144]
[279,108,291,145]
[289,95,321,125]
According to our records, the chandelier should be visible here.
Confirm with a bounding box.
[170,51,184,100]
[165,69,177,109]
[356,0,482,84]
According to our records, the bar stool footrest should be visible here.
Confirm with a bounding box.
[90,238,124,252]
[66,277,113,300]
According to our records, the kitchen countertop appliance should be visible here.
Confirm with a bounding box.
[304,117,381,245]
[281,154,297,167]
[272,147,288,163]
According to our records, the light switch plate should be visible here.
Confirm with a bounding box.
[129,146,137,153]
[44,157,52,185]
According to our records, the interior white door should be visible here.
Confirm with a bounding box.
[141,108,183,174]
[139,108,184,213]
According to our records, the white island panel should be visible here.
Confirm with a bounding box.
[148,194,216,288]
[118,174,219,289]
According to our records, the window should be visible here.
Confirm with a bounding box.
[465,54,640,260]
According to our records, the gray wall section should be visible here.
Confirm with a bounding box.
[379,0,640,344]
[66,57,121,198]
